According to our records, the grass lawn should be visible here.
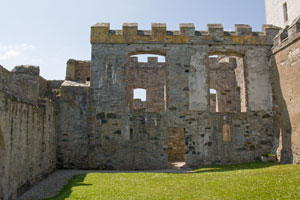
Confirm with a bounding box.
[48,162,300,200]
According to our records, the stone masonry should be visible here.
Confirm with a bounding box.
[272,17,300,164]
[53,22,282,170]
[0,65,56,200]
[2,15,300,200]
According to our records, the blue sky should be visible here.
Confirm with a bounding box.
[0,0,266,80]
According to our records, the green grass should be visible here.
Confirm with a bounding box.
[47,162,300,200]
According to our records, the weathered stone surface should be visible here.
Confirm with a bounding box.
[66,23,277,170]
[272,19,300,164]
[0,65,58,200]
[3,18,300,200]
[0,92,56,200]
[66,59,91,82]
[90,23,277,45]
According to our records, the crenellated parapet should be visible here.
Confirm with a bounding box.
[91,23,281,45]
[273,16,300,53]
[130,57,166,68]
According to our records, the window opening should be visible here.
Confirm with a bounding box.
[127,54,167,112]
[130,128,133,140]
[210,89,218,112]
[133,88,146,101]
[208,55,247,112]
[283,2,288,22]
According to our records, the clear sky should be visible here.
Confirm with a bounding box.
[0,0,266,80]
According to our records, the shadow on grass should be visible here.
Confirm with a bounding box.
[46,174,92,200]
[194,162,281,173]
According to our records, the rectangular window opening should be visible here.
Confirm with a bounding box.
[130,128,133,140]
[208,55,247,113]
[283,2,288,22]
[127,54,167,113]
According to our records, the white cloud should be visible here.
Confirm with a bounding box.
[0,43,35,61]
[0,50,20,60]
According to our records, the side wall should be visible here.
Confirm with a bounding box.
[272,20,300,164]
[0,66,56,200]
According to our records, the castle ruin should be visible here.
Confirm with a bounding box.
[0,9,300,200]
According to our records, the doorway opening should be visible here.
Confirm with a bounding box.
[167,127,186,169]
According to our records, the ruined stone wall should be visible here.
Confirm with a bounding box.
[81,23,279,169]
[272,17,300,164]
[208,57,241,112]
[66,59,91,82]
[0,66,56,200]
[127,57,167,113]
[56,81,89,169]
[0,65,40,104]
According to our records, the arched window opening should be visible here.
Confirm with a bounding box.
[127,54,167,112]
[208,54,247,112]
[133,88,146,101]
[133,88,147,110]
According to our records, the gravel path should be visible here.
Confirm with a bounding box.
[18,168,194,200]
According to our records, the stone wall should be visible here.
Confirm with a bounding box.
[78,23,280,169]
[66,59,91,82]
[0,65,40,104]
[272,17,300,164]
[0,65,56,200]
[56,81,89,169]
[184,111,274,166]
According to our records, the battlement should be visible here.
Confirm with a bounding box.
[130,56,166,68]
[91,23,281,45]
[273,16,300,53]
[130,56,165,64]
